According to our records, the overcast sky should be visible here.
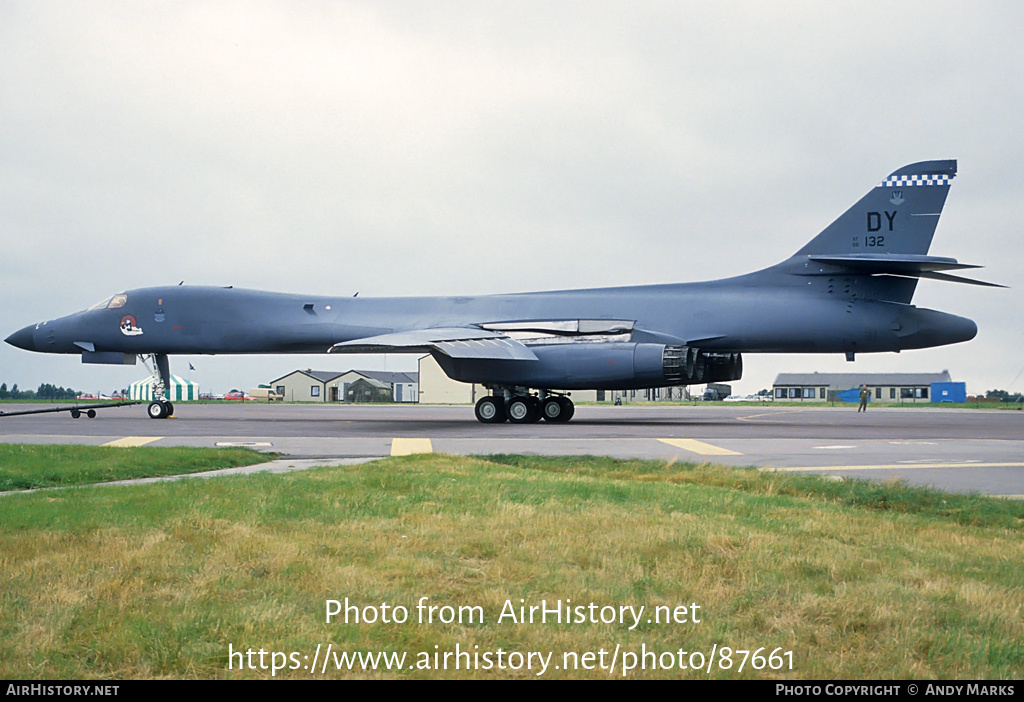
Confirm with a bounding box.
[2,1,1022,397]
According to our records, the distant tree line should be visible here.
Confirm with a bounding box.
[985,389,1024,403]
[0,382,80,400]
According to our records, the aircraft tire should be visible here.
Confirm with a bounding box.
[162,400,174,417]
[560,398,575,422]
[527,396,543,423]
[70,409,81,419]
[147,401,167,419]
[87,409,97,419]
[475,396,506,423]
[542,397,574,423]
[507,396,540,424]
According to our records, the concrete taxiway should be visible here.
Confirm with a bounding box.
[1,402,1021,497]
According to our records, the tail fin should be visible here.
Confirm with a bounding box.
[796,159,957,257]
[784,160,1001,303]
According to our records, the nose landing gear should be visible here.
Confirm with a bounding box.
[141,353,174,419]
[147,400,174,419]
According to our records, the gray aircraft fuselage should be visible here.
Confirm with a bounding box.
[5,159,994,420]
[6,272,975,360]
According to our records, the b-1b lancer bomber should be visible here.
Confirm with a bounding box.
[6,160,998,423]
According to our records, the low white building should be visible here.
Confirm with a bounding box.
[772,371,954,403]
[333,371,418,403]
[271,370,342,402]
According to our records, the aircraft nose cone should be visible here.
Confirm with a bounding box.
[5,325,36,351]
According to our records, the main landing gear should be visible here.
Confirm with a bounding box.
[474,389,575,424]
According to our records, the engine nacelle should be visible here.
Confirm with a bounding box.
[434,342,742,390]
[701,351,743,385]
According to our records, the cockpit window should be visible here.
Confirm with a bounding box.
[87,293,128,311]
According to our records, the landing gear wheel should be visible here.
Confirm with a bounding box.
[475,395,507,423]
[542,396,574,423]
[86,409,97,419]
[70,409,81,419]
[162,400,173,417]
[507,396,541,424]
[147,401,167,419]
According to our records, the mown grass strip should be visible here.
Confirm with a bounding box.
[1,451,1022,679]
[0,444,276,491]
[480,454,1024,531]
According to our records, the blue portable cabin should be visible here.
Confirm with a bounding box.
[931,382,966,403]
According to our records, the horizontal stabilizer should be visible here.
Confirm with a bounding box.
[807,254,1003,287]
[900,270,1006,288]
[329,327,538,360]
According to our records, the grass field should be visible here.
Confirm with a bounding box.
[0,444,275,491]
[1,449,1021,679]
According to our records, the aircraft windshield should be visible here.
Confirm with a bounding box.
[87,293,127,311]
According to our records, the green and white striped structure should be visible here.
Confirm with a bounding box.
[129,374,198,401]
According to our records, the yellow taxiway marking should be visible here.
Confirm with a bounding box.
[102,437,162,448]
[659,438,742,456]
[766,462,1024,472]
[391,438,433,456]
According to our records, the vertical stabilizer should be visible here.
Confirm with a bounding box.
[796,160,956,257]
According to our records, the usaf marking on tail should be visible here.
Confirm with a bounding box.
[6,160,1000,423]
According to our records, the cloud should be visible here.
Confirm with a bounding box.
[2,1,1021,394]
